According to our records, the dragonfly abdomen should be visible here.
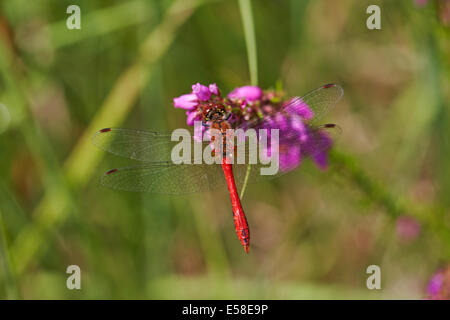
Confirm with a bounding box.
[221,162,250,253]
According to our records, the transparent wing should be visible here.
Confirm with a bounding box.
[239,84,343,131]
[92,128,210,162]
[99,124,340,194]
[100,163,225,195]
[283,83,343,124]
[232,124,341,187]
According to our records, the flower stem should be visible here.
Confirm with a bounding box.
[238,0,258,86]
[238,0,258,198]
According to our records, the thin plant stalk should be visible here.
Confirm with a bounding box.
[238,0,258,198]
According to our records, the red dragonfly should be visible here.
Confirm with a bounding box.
[93,84,343,253]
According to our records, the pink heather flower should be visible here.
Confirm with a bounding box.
[192,83,211,101]
[257,113,331,172]
[312,148,328,170]
[228,85,263,101]
[285,98,314,120]
[275,113,288,130]
[173,93,198,110]
[290,115,308,141]
[209,83,220,96]
[173,82,336,172]
[280,145,301,171]
[427,267,450,300]
[428,272,444,299]
[308,130,332,170]
[186,111,201,126]
[396,216,421,242]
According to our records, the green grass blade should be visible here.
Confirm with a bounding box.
[238,0,258,86]
[238,0,258,198]
[11,0,206,276]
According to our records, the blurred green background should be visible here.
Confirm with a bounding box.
[0,0,449,299]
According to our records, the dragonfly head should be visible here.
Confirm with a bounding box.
[203,105,228,122]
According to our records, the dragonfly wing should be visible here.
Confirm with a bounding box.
[297,123,341,158]
[284,83,343,124]
[232,124,341,187]
[92,128,210,162]
[100,163,225,195]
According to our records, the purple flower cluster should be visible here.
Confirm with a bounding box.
[173,83,332,171]
[427,267,450,300]
[174,83,221,125]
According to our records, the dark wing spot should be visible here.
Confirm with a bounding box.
[324,123,336,128]
[106,168,118,175]
[323,84,335,88]
[100,128,112,133]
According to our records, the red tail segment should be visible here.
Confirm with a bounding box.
[221,162,250,253]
